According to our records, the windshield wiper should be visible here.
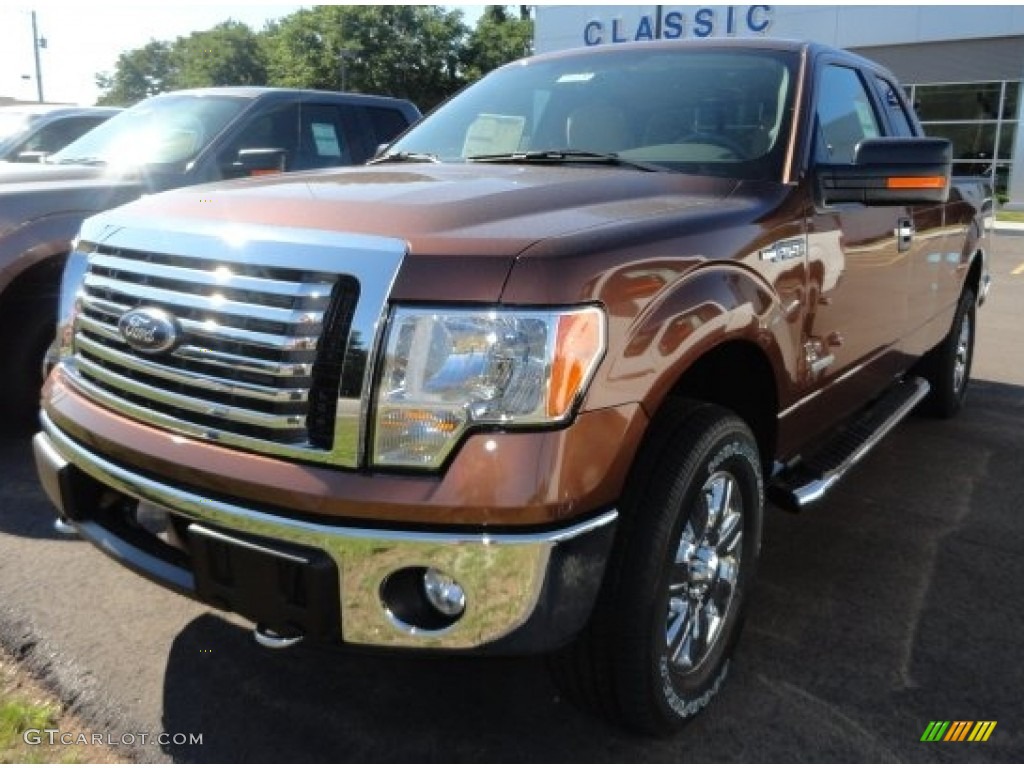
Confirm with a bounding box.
[367,151,440,165]
[467,149,667,172]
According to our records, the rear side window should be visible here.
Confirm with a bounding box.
[814,65,881,163]
[874,76,916,137]
[297,104,353,169]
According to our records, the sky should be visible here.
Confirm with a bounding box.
[0,2,485,107]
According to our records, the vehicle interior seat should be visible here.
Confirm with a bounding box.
[566,102,632,154]
[643,109,691,146]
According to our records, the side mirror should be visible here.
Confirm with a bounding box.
[14,150,48,164]
[817,137,952,205]
[373,142,390,159]
[230,147,287,177]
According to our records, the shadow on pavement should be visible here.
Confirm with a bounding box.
[158,613,662,762]
[0,436,75,541]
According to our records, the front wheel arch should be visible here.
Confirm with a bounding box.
[0,254,66,436]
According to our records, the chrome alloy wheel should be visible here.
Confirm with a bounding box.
[666,470,743,673]
[953,310,972,395]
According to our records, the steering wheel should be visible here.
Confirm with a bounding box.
[675,132,747,159]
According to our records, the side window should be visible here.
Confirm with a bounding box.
[218,103,300,171]
[296,104,354,170]
[874,76,916,137]
[814,65,881,164]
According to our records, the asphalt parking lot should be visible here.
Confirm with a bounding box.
[1,232,1022,762]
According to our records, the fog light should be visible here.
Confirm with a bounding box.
[422,568,466,617]
[381,566,467,632]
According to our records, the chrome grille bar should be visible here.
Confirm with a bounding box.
[172,345,313,378]
[88,253,334,299]
[75,355,306,431]
[76,334,308,404]
[83,273,325,327]
[78,309,319,352]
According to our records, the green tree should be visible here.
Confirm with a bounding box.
[264,5,468,111]
[463,5,534,82]
[93,5,529,110]
[95,40,175,106]
[95,21,269,106]
[173,21,268,89]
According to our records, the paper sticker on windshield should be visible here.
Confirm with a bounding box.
[462,114,526,157]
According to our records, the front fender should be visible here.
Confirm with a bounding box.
[586,264,790,415]
[0,211,90,296]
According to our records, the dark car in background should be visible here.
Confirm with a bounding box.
[0,87,421,433]
[0,105,121,163]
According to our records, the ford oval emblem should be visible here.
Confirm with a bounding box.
[118,307,179,355]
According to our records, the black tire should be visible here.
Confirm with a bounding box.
[0,299,55,437]
[549,400,764,735]
[917,287,976,418]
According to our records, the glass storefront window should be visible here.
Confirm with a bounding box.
[995,163,1010,198]
[947,161,1010,198]
[999,122,1018,158]
[1003,82,1020,120]
[914,83,1003,122]
[922,122,999,161]
[909,80,1019,203]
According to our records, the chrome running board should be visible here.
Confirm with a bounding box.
[768,377,930,512]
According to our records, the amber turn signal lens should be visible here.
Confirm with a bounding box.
[547,308,605,419]
[886,176,946,189]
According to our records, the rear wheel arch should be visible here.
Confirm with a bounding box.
[965,248,984,302]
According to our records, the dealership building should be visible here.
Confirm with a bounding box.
[534,5,1024,208]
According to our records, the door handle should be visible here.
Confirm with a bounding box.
[895,217,914,251]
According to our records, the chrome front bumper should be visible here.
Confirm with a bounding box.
[34,413,616,652]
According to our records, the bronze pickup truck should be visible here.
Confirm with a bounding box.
[34,39,990,734]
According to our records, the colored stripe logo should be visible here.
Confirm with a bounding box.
[921,721,997,742]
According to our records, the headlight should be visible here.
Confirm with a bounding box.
[373,306,605,469]
[53,244,89,362]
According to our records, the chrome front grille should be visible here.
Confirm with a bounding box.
[75,245,342,446]
[62,216,407,467]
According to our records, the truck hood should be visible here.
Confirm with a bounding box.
[110,164,741,259]
[0,164,143,236]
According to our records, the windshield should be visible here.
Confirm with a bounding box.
[49,95,247,167]
[387,47,799,180]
